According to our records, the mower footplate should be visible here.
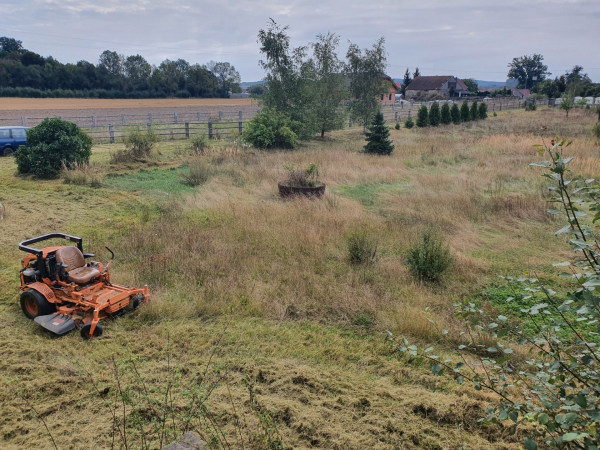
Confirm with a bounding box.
[34,313,76,335]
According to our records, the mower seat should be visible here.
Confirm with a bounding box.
[55,246,100,284]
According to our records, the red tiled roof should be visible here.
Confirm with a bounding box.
[456,79,469,90]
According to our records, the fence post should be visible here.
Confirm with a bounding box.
[21,117,26,126]
[499,103,502,111]
[147,123,151,134]
[238,111,243,134]
[174,113,178,124]
[149,114,153,124]
[208,121,213,139]
[408,110,411,118]
[93,116,97,128]
[218,111,223,121]
[185,122,190,139]
[59,116,63,120]
[197,112,201,123]
[394,111,398,122]
[122,114,126,125]
[109,124,115,144]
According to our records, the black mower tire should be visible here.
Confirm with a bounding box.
[80,323,103,340]
[20,289,56,320]
[3,147,13,157]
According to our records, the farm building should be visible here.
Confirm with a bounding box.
[404,76,469,100]
[380,75,400,105]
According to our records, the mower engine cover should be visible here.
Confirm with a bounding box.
[34,313,76,335]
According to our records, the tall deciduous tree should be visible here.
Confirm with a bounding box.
[310,32,348,137]
[507,54,550,89]
[257,20,315,139]
[0,37,24,54]
[346,37,388,129]
[98,50,124,77]
[123,55,151,90]
[462,78,479,95]
[207,61,241,96]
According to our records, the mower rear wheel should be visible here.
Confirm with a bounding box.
[20,289,56,320]
[80,323,103,340]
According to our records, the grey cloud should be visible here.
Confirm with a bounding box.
[3,0,599,81]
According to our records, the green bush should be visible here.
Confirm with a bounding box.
[470,100,479,120]
[346,230,378,265]
[416,105,429,127]
[15,118,92,178]
[440,103,451,125]
[364,112,394,155]
[429,102,441,126]
[181,159,214,186]
[122,126,161,160]
[593,122,600,141]
[478,102,488,119]
[460,101,471,122]
[189,133,209,154]
[404,116,415,129]
[525,103,537,111]
[242,107,301,149]
[405,232,452,282]
[450,103,461,124]
[394,122,400,130]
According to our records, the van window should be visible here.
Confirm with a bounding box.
[0,130,10,139]
[11,129,26,139]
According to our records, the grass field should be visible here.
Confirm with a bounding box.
[0,97,253,111]
[0,106,599,450]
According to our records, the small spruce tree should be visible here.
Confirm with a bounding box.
[404,116,414,129]
[416,105,429,127]
[440,103,451,125]
[429,102,441,126]
[364,112,394,155]
[460,101,471,122]
[478,102,488,119]
[450,103,461,124]
[470,100,479,121]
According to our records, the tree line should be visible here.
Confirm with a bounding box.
[0,37,241,98]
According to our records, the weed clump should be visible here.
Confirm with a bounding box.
[346,230,378,265]
[61,162,103,188]
[180,159,214,186]
[189,133,209,154]
[405,232,452,282]
[112,126,161,163]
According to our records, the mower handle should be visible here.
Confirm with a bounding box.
[19,233,83,257]
[105,247,115,260]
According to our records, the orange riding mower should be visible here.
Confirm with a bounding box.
[19,233,149,339]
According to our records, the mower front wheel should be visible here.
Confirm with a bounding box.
[20,289,56,320]
[80,323,103,340]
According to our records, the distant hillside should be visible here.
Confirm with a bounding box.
[475,79,518,89]
[240,81,266,87]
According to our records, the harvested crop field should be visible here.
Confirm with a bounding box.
[0,98,257,125]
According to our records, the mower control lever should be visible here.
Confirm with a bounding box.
[105,247,115,260]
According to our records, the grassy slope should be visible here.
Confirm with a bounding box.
[1,107,598,450]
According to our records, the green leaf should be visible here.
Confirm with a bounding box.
[555,226,571,236]
[546,209,563,215]
[487,347,498,352]
[509,411,518,423]
[538,413,549,425]
[498,315,507,322]
[562,432,584,442]
[524,437,538,450]
[431,364,442,375]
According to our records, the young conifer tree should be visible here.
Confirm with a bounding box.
[478,102,488,119]
[416,105,429,127]
[450,103,461,124]
[364,112,394,155]
[460,101,471,122]
[429,102,441,126]
[470,100,479,121]
[440,102,451,125]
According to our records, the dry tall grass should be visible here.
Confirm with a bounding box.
[1,107,598,449]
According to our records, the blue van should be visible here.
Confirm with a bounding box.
[0,126,28,156]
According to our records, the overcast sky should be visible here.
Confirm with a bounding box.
[1,0,599,82]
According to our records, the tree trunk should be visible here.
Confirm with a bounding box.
[321,128,325,138]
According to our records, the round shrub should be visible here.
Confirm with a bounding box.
[404,116,415,129]
[15,118,92,178]
[243,107,301,149]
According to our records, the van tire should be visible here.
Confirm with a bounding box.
[3,147,13,157]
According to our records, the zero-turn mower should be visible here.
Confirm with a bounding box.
[18,233,149,339]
